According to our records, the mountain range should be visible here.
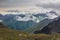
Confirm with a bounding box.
[0,10,59,33]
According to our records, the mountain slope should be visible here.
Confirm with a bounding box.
[34,17,60,34]
[24,19,53,33]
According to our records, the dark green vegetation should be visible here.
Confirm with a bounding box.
[0,23,60,40]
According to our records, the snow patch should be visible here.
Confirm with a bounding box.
[46,13,58,19]
[15,15,40,23]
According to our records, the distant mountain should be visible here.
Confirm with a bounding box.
[33,13,48,17]
[49,10,58,15]
[46,10,58,19]
[0,11,59,33]
[5,10,20,12]
[0,13,48,31]
[24,18,53,33]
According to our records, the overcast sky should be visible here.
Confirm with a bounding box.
[0,0,35,8]
[0,0,60,12]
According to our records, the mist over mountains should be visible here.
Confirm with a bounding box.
[0,10,59,33]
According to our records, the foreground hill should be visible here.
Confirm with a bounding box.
[0,23,60,40]
[0,28,60,40]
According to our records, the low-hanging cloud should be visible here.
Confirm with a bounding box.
[36,3,60,10]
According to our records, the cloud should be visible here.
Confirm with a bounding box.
[35,0,60,10]
[0,0,60,12]
[0,0,35,8]
[36,3,60,10]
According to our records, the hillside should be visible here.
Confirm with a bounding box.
[39,17,60,34]
[25,19,53,33]
[0,28,60,40]
[0,23,60,40]
[33,17,60,34]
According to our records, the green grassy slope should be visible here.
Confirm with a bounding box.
[0,28,60,40]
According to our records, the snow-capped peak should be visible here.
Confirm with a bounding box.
[15,15,40,23]
[46,10,58,19]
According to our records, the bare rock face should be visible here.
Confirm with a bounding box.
[34,17,60,34]
[46,17,60,33]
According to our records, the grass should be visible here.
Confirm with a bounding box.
[0,28,60,40]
